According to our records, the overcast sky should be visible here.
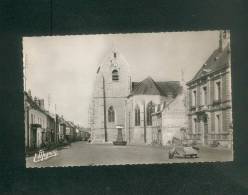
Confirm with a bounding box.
[23,31,219,126]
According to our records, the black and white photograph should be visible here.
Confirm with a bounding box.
[23,30,233,168]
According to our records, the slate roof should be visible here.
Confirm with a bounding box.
[129,77,182,98]
[188,46,230,84]
[24,92,55,119]
[24,92,47,115]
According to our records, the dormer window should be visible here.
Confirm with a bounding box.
[112,69,119,81]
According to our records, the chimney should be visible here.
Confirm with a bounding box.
[39,99,45,110]
[34,97,38,105]
[28,89,32,98]
[219,30,230,51]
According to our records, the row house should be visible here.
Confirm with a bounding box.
[54,115,77,143]
[24,91,52,149]
[25,90,86,151]
[186,30,233,148]
[64,121,78,142]
[78,127,91,141]
[57,115,67,142]
[45,111,56,144]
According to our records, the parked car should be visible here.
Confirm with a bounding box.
[169,145,198,159]
[182,143,200,151]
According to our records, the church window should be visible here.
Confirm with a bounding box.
[135,105,140,126]
[112,70,119,81]
[147,101,155,126]
[108,106,115,122]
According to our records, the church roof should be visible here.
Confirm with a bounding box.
[129,77,181,98]
[188,46,230,84]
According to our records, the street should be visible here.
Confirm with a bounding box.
[26,141,233,168]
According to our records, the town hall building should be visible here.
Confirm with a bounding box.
[186,30,232,148]
[88,48,187,145]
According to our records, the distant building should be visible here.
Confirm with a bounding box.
[186,30,232,148]
[64,121,76,142]
[57,115,66,142]
[78,127,91,141]
[45,112,56,144]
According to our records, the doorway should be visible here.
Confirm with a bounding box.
[32,127,37,148]
[157,129,162,145]
[203,116,208,145]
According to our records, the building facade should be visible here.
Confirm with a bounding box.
[152,84,188,146]
[186,30,232,148]
[57,115,66,142]
[25,91,86,152]
[126,77,182,145]
[89,49,185,145]
[24,91,48,149]
[89,49,131,143]
[46,112,56,144]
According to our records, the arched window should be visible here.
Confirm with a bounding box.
[108,106,115,122]
[112,70,119,81]
[135,105,140,126]
[147,101,155,126]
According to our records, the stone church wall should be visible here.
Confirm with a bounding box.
[126,95,166,144]
[90,50,131,143]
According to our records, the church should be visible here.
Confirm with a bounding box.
[88,48,187,145]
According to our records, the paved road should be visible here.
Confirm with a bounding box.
[26,141,233,168]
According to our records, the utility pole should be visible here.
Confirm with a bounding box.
[48,94,51,112]
[23,54,29,148]
[102,76,108,142]
[54,104,57,144]
[128,112,131,143]
[23,54,27,92]
[143,102,146,143]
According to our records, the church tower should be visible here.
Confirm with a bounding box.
[89,48,131,143]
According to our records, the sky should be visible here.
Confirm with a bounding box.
[23,31,220,127]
